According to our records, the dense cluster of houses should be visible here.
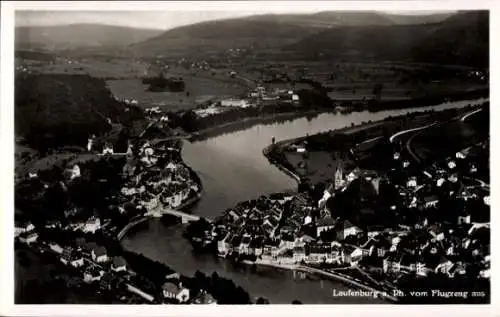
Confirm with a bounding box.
[118,140,199,216]
[15,106,211,304]
[195,133,490,291]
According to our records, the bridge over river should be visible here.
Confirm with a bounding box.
[118,208,206,240]
[157,208,202,223]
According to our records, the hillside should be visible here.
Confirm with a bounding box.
[409,11,489,68]
[130,11,452,57]
[130,17,321,56]
[15,24,164,51]
[15,74,144,152]
[286,11,488,67]
[381,12,454,25]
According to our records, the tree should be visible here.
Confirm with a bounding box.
[256,297,270,304]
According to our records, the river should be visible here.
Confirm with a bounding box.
[121,98,487,304]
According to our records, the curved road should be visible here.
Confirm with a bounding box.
[460,108,483,122]
[405,108,484,164]
[389,122,438,144]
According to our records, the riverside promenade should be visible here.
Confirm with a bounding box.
[241,259,398,302]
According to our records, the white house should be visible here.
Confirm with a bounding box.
[102,144,114,155]
[166,162,177,170]
[406,177,417,189]
[483,195,490,206]
[15,222,35,237]
[346,170,359,183]
[163,282,190,302]
[350,248,364,265]
[393,152,401,160]
[458,214,471,225]
[19,232,38,245]
[292,94,300,102]
[49,243,64,254]
[437,178,446,187]
[343,220,362,239]
[84,269,104,283]
[91,246,108,263]
[70,164,81,180]
[456,151,466,159]
[303,215,312,225]
[479,268,490,279]
[144,147,154,157]
[83,217,101,234]
[28,171,38,179]
[448,174,459,183]
[447,160,457,169]
[403,160,410,168]
[176,287,191,303]
[70,256,84,268]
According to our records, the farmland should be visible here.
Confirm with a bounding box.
[106,75,246,111]
[231,60,487,102]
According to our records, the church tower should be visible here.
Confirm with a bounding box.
[334,160,345,190]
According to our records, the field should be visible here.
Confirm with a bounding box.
[18,54,487,110]
[106,75,246,111]
[235,60,487,101]
[16,57,149,79]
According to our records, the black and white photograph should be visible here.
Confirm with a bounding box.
[0,0,496,315]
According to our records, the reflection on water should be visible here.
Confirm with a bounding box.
[183,99,488,219]
[123,98,487,304]
[122,220,386,304]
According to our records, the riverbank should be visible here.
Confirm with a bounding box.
[262,100,487,185]
[261,118,389,184]
[188,110,325,142]
[241,259,398,302]
[120,96,489,304]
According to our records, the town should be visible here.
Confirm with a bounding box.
[14,114,220,304]
[184,104,490,303]
[10,9,490,307]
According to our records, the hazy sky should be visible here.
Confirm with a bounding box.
[15,10,454,31]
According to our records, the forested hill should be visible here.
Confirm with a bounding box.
[129,11,452,57]
[15,74,144,152]
[285,11,488,68]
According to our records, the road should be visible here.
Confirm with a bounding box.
[389,122,438,144]
[405,108,483,164]
[460,108,483,122]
